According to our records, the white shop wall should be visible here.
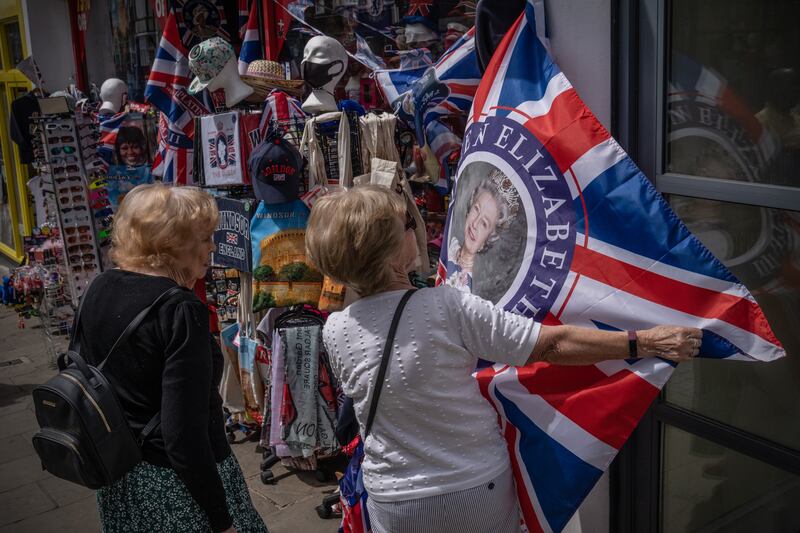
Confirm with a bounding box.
[547,0,612,129]
[545,1,612,532]
[21,0,75,91]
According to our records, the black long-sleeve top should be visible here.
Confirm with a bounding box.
[77,269,233,532]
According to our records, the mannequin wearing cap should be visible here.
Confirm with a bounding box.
[300,36,348,115]
[188,37,253,108]
[99,78,127,115]
[208,58,254,107]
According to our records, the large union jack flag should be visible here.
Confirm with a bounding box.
[238,0,262,75]
[145,1,227,184]
[375,27,480,149]
[436,2,784,531]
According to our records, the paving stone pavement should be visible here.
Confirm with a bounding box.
[0,306,340,532]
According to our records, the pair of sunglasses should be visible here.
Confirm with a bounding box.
[89,179,108,190]
[62,213,90,225]
[94,208,113,218]
[89,199,109,210]
[58,185,83,194]
[62,205,87,213]
[69,252,96,263]
[59,195,85,205]
[64,225,92,235]
[46,123,72,131]
[89,189,108,201]
[55,175,82,185]
[68,243,94,253]
[51,146,76,155]
[48,136,75,143]
[67,232,92,244]
[53,164,81,174]
[72,263,98,273]
[52,156,79,165]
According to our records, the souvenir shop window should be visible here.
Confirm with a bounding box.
[2,19,24,69]
[108,1,244,102]
[0,158,20,248]
[108,0,159,102]
[276,1,474,110]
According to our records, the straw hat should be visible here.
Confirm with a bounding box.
[242,60,305,97]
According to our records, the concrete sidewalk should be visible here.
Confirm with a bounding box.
[0,305,340,532]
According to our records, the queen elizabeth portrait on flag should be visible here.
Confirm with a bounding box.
[445,165,526,300]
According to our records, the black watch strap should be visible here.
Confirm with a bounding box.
[628,330,638,358]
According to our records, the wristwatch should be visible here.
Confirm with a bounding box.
[627,330,638,358]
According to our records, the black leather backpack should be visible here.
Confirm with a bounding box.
[31,286,181,489]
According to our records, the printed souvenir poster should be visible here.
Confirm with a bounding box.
[201,111,245,186]
[104,166,154,211]
[250,200,323,312]
[100,112,153,167]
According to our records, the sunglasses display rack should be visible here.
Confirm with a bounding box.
[33,115,105,306]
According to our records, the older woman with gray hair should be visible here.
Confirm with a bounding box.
[305,184,701,533]
[446,168,520,292]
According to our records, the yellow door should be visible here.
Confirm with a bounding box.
[0,4,31,262]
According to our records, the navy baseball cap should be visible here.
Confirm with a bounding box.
[248,137,304,204]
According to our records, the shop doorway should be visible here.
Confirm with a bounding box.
[0,11,31,262]
[613,0,800,531]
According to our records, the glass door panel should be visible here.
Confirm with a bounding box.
[662,425,800,532]
[0,80,17,249]
[664,193,800,451]
[667,0,800,188]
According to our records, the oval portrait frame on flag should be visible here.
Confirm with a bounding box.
[441,114,576,319]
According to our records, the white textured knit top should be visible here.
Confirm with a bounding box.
[322,286,541,502]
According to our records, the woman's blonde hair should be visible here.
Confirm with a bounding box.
[306,185,405,297]
[110,183,219,286]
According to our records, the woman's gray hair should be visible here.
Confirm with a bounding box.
[467,169,520,250]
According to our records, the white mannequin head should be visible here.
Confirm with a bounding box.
[188,37,253,108]
[301,36,348,114]
[206,57,254,108]
[99,78,127,114]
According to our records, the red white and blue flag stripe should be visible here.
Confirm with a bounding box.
[375,27,480,150]
[145,3,226,184]
[426,119,461,193]
[238,0,250,38]
[437,3,784,532]
[258,89,306,139]
[238,0,262,75]
[97,111,129,167]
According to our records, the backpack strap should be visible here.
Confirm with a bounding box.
[97,286,184,370]
[64,282,184,447]
[138,412,161,445]
[363,289,415,441]
[66,279,94,356]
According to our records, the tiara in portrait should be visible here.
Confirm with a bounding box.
[489,169,520,216]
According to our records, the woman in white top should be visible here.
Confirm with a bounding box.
[305,185,701,533]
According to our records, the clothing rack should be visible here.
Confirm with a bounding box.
[256,305,344,485]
